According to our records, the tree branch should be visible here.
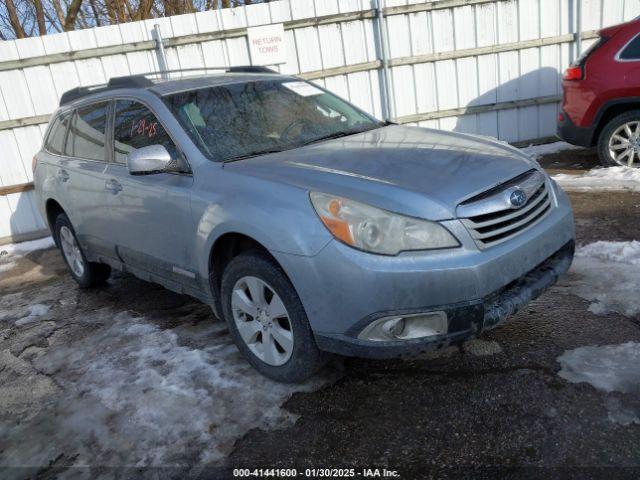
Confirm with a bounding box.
[63,0,84,30]
[5,0,27,38]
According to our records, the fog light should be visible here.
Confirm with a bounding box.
[358,311,448,342]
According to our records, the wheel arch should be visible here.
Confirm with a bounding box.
[45,198,66,245]
[208,232,289,298]
[593,98,640,145]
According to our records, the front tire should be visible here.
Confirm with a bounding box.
[220,251,327,383]
[54,213,111,288]
[597,110,640,168]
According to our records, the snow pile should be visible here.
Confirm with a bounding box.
[520,141,582,159]
[567,241,640,317]
[15,304,51,326]
[553,166,640,191]
[0,237,55,274]
[558,342,640,393]
[0,236,55,257]
[0,261,16,273]
[577,240,640,265]
[1,310,331,468]
[557,342,640,426]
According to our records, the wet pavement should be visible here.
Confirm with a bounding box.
[1,148,639,479]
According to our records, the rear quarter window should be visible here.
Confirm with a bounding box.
[620,34,640,60]
[44,112,71,155]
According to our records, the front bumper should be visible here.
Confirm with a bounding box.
[312,240,573,359]
[271,182,575,358]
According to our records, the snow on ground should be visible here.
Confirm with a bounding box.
[0,261,16,273]
[14,304,51,326]
[0,236,54,257]
[558,342,640,394]
[559,242,640,426]
[520,141,582,159]
[557,342,640,426]
[565,241,640,317]
[605,397,640,426]
[553,166,640,191]
[0,307,333,469]
[0,237,55,275]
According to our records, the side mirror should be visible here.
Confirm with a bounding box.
[127,145,185,175]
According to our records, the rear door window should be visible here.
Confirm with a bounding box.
[45,112,71,155]
[620,34,640,60]
[112,100,178,163]
[64,102,109,161]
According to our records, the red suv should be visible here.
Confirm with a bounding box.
[558,18,640,167]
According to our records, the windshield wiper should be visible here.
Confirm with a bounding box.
[298,127,374,147]
[223,148,285,163]
[223,125,383,162]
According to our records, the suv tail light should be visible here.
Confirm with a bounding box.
[563,66,583,80]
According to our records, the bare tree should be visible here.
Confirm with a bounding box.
[0,0,272,39]
[32,0,46,35]
[63,0,83,30]
[87,0,103,25]
[4,0,27,38]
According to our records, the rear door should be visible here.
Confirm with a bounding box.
[58,101,115,259]
[103,99,196,287]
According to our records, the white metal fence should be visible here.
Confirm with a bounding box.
[0,0,637,244]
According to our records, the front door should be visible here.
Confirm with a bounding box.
[103,99,196,287]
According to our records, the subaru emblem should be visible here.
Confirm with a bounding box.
[509,189,527,208]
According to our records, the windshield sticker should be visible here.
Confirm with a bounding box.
[283,81,324,97]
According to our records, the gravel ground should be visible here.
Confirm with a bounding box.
[1,149,639,479]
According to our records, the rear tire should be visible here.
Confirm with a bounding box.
[220,250,328,383]
[597,110,640,168]
[54,213,111,288]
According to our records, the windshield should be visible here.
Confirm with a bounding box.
[163,79,382,162]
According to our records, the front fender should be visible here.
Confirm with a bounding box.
[192,179,333,287]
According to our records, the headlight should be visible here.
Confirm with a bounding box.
[310,192,459,255]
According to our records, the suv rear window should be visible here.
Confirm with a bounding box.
[620,34,640,60]
[64,102,109,161]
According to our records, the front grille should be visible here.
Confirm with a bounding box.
[460,178,552,248]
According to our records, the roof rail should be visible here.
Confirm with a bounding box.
[59,66,280,106]
[59,85,107,106]
[140,65,278,78]
[227,66,277,74]
[59,75,155,106]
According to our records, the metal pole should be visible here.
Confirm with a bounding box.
[374,0,395,121]
[152,24,169,79]
[575,0,582,57]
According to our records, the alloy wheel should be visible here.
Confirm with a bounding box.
[231,276,294,366]
[59,225,85,277]
[608,121,640,167]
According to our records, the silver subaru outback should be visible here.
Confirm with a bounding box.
[34,67,575,383]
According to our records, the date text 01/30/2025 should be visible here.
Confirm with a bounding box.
[232,467,401,478]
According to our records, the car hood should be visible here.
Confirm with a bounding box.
[225,125,541,220]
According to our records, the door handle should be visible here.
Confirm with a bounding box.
[105,178,123,194]
[56,169,70,182]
